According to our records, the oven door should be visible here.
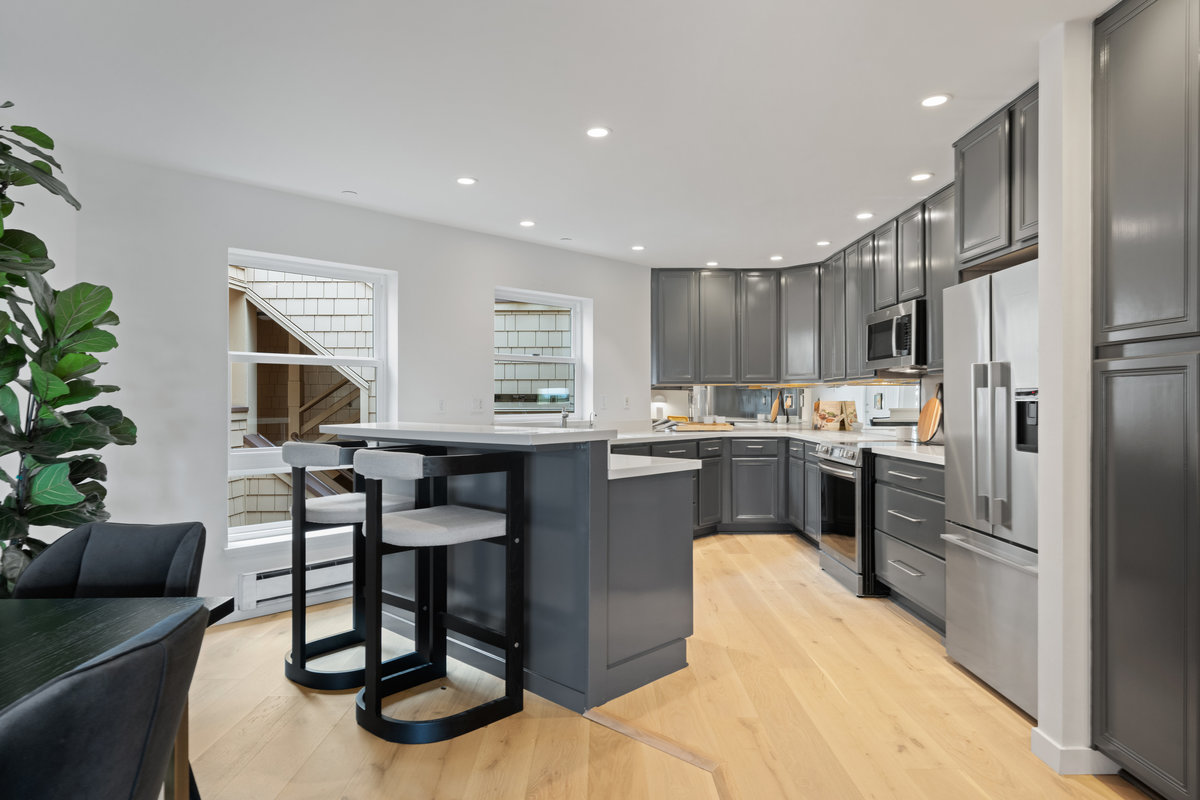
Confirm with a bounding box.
[818,460,862,575]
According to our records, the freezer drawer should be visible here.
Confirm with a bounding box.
[943,522,1038,718]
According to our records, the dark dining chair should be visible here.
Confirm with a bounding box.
[0,604,207,800]
[13,520,205,599]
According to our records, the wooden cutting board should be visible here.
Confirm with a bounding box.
[917,383,943,443]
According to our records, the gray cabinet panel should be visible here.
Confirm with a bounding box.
[1012,87,1039,244]
[697,458,722,527]
[875,531,946,623]
[1095,0,1200,343]
[873,483,946,558]
[781,265,821,382]
[611,443,652,457]
[820,252,847,381]
[897,203,926,302]
[955,107,1011,265]
[730,457,780,522]
[787,455,804,529]
[731,438,778,457]
[844,244,867,379]
[873,221,899,310]
[1094,351,1200,800]
[699,270,739,383]
[924,184,957,371]
[875,455,946,498]
[698,439,723,458]
[804,460,821,536]
[652,270,698,384]
[651,441,698,459]
[738,271,780,382]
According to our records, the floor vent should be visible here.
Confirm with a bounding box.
[237,557,354,613]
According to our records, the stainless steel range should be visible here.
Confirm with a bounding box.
[813,441,890,597]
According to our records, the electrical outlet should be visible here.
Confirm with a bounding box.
[600,395,608,411]
[471,397,484,413]
[623,396,630,410]
[437,398,447,413]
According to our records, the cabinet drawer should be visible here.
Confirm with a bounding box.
[874,483,945,557]
[611,443,651,457]
[804,443,820,459]
[732,438,778,456]
[875,531,946,622]
[651,441,698,459]
[698,439,723,458]
[875,455,945,497]
[787,439,806,457]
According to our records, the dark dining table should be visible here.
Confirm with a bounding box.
[0,595,235,799]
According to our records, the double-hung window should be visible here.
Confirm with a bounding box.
[493,288,590,422]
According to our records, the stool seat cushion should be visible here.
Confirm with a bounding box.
[306,493,413,524]
[379,505,506,548]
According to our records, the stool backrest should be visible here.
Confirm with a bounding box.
[354,449,425,480]
[282,441,360,469]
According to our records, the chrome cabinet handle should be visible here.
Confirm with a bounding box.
[888,559,924,578]
[746,445,764,449]
[886,510,925,524]
[667,449,686,454]
[886,470,924,481]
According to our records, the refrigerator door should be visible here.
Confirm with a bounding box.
[944,275,993,534]
[990,260,1039,550]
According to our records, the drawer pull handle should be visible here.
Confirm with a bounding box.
[746,445,764,449]
[887,470,925,481]
[886,510,925,524]
[667,449,686,454]
[888,559,924,578]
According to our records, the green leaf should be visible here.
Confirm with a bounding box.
[48,380,101,408]
[36,404,67,426]
[82,405,124,427]
[1,102,13,109]
[53,283,111,339]
[26,271,54,316]
[28,462,86,506]
[0,506,26,542]
[0,150,79,210]
[92,310,120,327]
[1,545,31,585]
[9,126,53,150]
[0,197,13,218]
[69,457,107,483]
[8,160,51,188]
[52,353,100,381]
[60,327,117,353]
[108,416,136,446]
[0,386,20,430]
[0,342,25,385]
[34,421,115,456]
[25,501,107,529]
[0,230,46,260]
[28,362,69,401]
[0,135,61,171]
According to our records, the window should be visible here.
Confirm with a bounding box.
[227,249,391,545]
[493,288,591,421]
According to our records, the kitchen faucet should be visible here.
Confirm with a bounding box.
[561,407,570,427]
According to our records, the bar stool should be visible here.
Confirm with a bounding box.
[353,448,525,744]
[281,440,415,690]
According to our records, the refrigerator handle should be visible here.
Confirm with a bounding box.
[971,362,991,522]
[989,361,1009,526]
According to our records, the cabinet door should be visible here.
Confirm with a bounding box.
[697,458,723,527]
[924,184,957,371]
[855,235,876,377]
[897,203,926,302]
[730,457,780,522]
[955,106,1011,265]
[738,271,780,382]
[804,460,821,535]
[780,264,821,382]
[1012,86,1039,244]
[844,245,865,379]
[699,270,738,383]
[1095,0,1200,343]
[874,220,899,309]
[820,253,847,381]
[787,455,805,529]
[1094,351,1200,800]
[652,270,698,384]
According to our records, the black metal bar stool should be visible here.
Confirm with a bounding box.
[280,440,416,690]
[353,448,525,744]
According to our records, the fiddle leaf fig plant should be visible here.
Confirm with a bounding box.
[0,101,136,594]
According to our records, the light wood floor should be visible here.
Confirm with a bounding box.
[189,534,1148,800]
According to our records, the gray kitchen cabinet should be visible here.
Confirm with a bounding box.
[1095,0,1200,344]
[897,203,925,302]
[955,105,1011,265]
[873,455,946,630]
[843,244,867,380]
[820,252,846,381]
[780,264,821,382]
[873,220,899,310]
[651,270,699,384]
[804,459,821,536]
[737,271,780,382]
[1093,350,1200,800]
[924,184,957,371]
[848,235,876,378]
[697,457,723,530]
[611,443,652,457]
[730,456,780,523]
[699,269,739,383]
[1012,86,1039,244]
[787,454,804,530]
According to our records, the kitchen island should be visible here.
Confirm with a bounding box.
[321,422,698,712]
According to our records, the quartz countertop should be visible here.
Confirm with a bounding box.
[613,425,908,446]
[321,421,618,447]
[608,454,702,480]
[867,443,946,466]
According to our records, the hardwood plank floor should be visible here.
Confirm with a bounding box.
[190,534,1148,800]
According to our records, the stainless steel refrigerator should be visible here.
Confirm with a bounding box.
[942,259,1040,717]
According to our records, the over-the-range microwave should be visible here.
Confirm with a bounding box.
[864,299,926,373]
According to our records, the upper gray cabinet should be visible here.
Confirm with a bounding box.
[1012,87,1039,244]
[897,203,926,302]
[652,269,699,385]
[924,184,957,371]
[820,252,847,381]
[1095,0,1199,344]
[873,220,899,310]
[781,264,821,382]
[843,244,866,380]
[737,271,780,383]
[849,235,876,378]
[698,270,739,383]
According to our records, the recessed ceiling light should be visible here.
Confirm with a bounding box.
[341,190,358,196]
[456,177,478,185]
[631,245,645,251]
[816,241,831,247]
[706,261,719,267]
[911,172,934,182]
[856,212,874,220]
[921,94,951,108]
[519,220,535,227]
[769,255,784,261]
[587,127,611,138]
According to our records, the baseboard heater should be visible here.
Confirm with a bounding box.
[237,557,354,613]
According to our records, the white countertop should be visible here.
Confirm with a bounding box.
[321,421,618,447]
[868,443,946,466]
[608,453,702,480]
[614,424,909,446]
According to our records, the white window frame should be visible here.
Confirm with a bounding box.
[227,248,394,547]
[493,286,592,424]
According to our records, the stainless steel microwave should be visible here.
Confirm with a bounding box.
[865,300,926,373]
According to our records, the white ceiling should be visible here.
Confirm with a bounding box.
[2,0,1113,269]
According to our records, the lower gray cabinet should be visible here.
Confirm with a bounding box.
[804,460,821,536]
[697,457,723,529]
[787,455,804,529]
[873,455,946,630]
[730,456,780,522]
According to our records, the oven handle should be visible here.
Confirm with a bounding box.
[818,462,858,481]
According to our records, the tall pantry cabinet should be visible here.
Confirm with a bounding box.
[1092,1,1200,798]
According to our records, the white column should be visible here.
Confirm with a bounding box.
[1033,19,1119,775]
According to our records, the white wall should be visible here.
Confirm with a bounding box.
[48,151,650,596]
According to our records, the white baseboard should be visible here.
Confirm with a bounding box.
[1031,727,1120,774]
